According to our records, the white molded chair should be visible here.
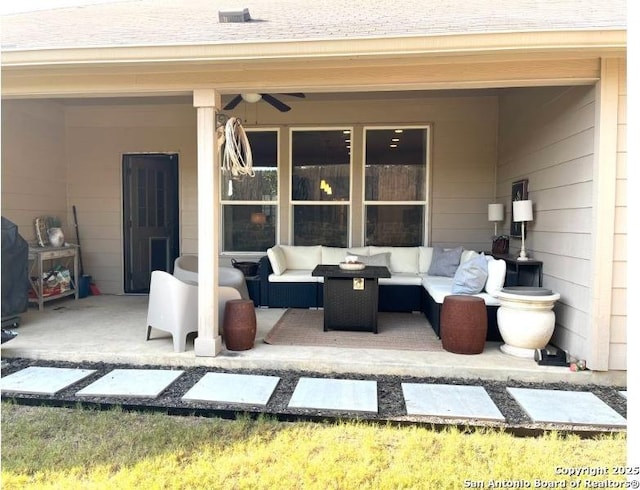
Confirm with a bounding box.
[173,255,250,300]
[146,270,242,352]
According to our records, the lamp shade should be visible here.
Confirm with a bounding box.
[513,200,533,222]
[488,203,504,222]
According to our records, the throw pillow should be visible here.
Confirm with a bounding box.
[484,257,507,296]
[427,246,463,277]
[266,246,287,275]
[452,254,489,295]
[349,252,391,268]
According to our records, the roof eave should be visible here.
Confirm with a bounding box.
[0,29,627,68]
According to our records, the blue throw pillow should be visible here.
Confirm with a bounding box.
[427,246,463,277]
[452,254,489,295]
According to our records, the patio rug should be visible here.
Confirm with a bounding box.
[264,309,444,352]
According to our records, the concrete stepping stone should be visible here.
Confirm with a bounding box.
[1,366,96,395]
[76,369,183,398]
[182,372,280,406]
[507,387,626,427]
[288,377,378,413]
[402,383,505,421]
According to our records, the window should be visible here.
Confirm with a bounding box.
[364,127,429,246]
[291,128,351,246]
[221,130,278,252]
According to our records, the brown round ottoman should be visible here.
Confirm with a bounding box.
[440,295,487,354]
[223,299,257,351]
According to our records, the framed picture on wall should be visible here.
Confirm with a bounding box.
[510,179,528,237]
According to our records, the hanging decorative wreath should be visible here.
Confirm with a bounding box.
[216,116,254,177]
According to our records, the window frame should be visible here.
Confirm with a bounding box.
[220,127,280,254]
[362,125,432,246]
[289,126,354,246]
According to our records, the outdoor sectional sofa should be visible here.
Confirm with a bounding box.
[257,245,507,341]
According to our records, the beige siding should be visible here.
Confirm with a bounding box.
[497,81,626,371]
[64,103,197,294]
[33,94,494,293]
[1,100,67,241]
[610,61,627,370]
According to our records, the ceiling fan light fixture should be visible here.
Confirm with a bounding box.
[241,93,262,103]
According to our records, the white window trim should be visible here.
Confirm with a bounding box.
[362,124,432,246]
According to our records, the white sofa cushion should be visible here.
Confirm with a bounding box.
[451,254,489,295]
[267,245,287,275]
[460,249,479,264]
[422,274,500,306]
[321,246,348,265]
[347,246,370,256]
[379,273,423,286]
[484,256,507,297]
[268,270,318,283]
[418,247,434,273]
[280,245,322,270]
[369,246,419,274]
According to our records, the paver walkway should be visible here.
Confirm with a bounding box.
[0,363,627,433]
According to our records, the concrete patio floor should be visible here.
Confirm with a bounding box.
[1,294,626,387]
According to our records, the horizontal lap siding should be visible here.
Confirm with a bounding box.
[497,86,597,364]
[64,104,197,294]
[609,62,627,370]
[3,94,500,294]
[1,100,67,242]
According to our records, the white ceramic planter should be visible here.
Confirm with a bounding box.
[496,290,560,358]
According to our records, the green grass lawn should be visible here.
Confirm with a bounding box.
[1,402,626,489]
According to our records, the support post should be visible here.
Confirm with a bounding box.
[193,89,223,356]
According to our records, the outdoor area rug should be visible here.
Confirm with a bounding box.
[264,309,444,351]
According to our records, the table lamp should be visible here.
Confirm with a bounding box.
[488,203,504,236]
[513,199,533,261]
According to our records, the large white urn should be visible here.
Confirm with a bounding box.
[496,287,560,358]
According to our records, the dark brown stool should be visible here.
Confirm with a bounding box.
[223,299,257,351]
[440,295,487,354]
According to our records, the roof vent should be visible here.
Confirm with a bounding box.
[218,8,251,23]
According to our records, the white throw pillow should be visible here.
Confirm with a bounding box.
[484,256,507,296]
[267,246,287,275]
[452,254,489,295]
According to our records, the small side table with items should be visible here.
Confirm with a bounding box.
[28,244,79,311]
[490,254,543,287]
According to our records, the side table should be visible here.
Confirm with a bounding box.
[491,254,543,287]
[312,264,390,333]
[28,245,80,311]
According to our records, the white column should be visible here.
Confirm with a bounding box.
[589,58,620,371]
[193,89,223,356]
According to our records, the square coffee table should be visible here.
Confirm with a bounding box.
[312,264,390,333]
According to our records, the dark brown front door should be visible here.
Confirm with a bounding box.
[123,153,179,293]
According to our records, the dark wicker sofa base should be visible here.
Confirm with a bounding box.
[258,256,502,342]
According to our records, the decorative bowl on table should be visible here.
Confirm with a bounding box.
[339,261,365,271]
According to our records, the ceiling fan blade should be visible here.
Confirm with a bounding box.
[282,93,306,98]
[262,94,291,112]
[223,95,243,110]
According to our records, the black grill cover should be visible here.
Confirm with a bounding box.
[1,217,29,318]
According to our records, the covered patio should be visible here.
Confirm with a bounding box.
[0,295,625,386]
[0,0,627,377]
